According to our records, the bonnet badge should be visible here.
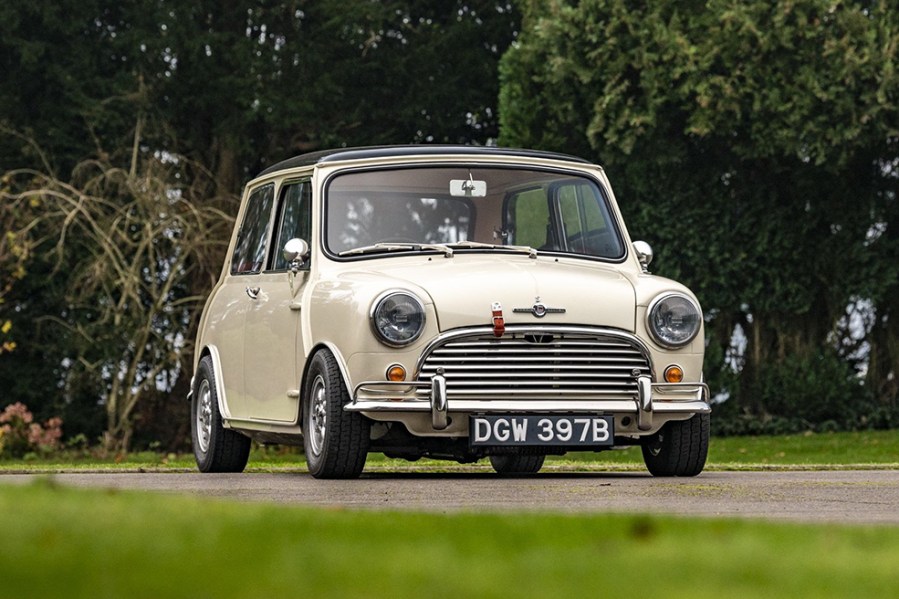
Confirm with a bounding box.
[513,297,566,318]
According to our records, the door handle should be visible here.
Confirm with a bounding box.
[246,286,261,300]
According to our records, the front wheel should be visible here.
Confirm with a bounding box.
[191,356,251,473]
[641,413,709,477]
[303,350,370,479]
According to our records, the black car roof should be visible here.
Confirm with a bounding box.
[256,145,591,177]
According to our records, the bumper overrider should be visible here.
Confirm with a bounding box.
[344,325,710,433]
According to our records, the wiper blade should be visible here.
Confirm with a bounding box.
[445,241,539,259]
[339,242,454,257]
[444,241,496,250]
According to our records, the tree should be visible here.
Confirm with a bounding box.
[151,1,520,186]
[0,1,519,184]
[2,153,231,450]
[0,2,522,448]
[0,195,27,355]
[499,0,899,430]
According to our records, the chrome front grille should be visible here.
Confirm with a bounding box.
[417,327,652,401]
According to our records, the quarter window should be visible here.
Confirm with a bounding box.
[271,180,312,271]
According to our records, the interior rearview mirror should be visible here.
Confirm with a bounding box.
[450,179,487,197]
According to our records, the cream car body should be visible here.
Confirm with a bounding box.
[190,146,710,478]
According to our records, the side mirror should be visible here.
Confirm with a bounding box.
[632,240,653,273]
[283,238,310,273]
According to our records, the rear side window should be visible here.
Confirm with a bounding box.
[230,184,275,274]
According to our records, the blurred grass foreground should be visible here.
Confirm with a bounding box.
[0,479,898,599]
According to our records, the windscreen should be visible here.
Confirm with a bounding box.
[325,166,624,260]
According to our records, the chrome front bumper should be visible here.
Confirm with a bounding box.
[346,375,710,432]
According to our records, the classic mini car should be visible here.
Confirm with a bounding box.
[189,146,710,478]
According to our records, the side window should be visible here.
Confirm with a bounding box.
[556,182,622,258]
[271,180,312,271]
[505,187,550,248]
[230,184,276,275]
[558,185,586,251]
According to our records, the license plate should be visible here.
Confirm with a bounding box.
[469,415,614,447]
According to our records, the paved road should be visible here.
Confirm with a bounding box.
[3,469,898,525]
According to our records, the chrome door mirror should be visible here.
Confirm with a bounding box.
[632,240,653,273]
[283,238,310,273]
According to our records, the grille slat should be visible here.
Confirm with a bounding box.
[420,364,642,372]
[422,356,645,364]
[417,330,651,401]
[431,349,644,356]
[420,373,637,380]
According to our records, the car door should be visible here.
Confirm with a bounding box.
[211,182,277,420]
[243,178,312,422]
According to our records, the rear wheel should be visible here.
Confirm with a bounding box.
[489,453,545,475]
[303,350,370,479]
[641,414,709,477]
[191,356,251,473]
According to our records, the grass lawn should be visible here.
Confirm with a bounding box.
[1,480,898,599]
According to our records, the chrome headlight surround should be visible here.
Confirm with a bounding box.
[646,293,702,349]
[370,291,426,347]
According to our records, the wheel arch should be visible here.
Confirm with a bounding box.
[196,344,233,423]
[298,342,353,424]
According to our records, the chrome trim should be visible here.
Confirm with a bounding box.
[645,292,702,349]
[346,325,709,432]
[349,380,710,416]
[637,375,653,430]
[632,240,653,273]
[412,325,654,402]
[414,325,656,377]
[347,399,710,414]
[430,370,448,430]
[512,300,566,318]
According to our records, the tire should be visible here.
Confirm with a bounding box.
[641,413,709,477]
[489,453,545,475]
[303,350,370,479]
[191,356,251,473]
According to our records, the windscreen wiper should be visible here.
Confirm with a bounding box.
[445,241,539,259]
[339,242,454,258]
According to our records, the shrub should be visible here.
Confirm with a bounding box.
[0,402,63,458]
[713,349,895,436]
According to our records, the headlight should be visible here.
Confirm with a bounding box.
[371,291,426,347]
[647,293,702,348]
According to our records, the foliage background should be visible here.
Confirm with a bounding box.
[499,0,899,434]
[0,0,896,450]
